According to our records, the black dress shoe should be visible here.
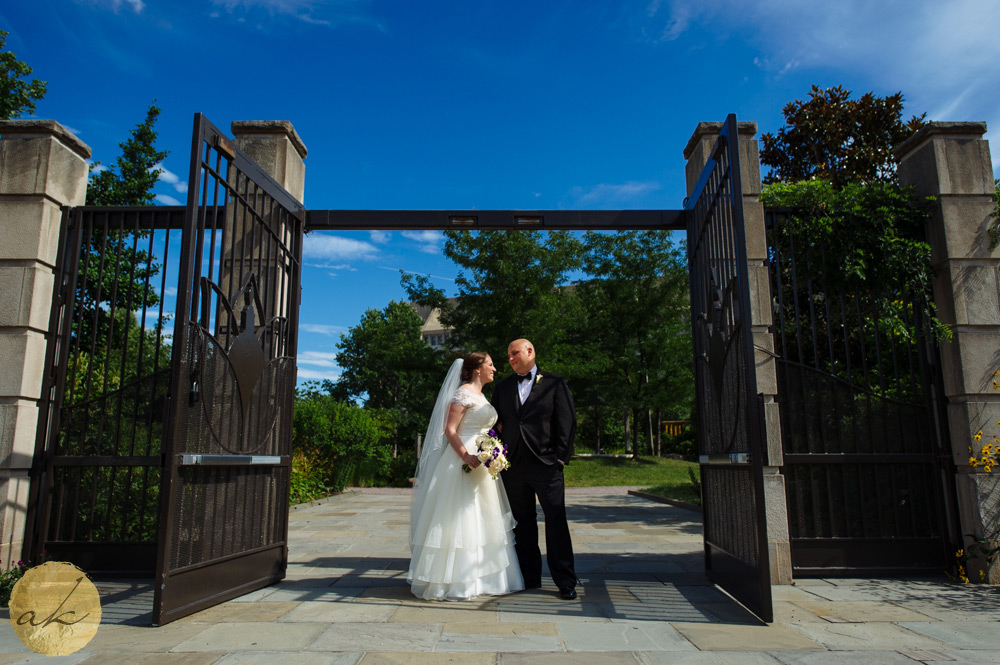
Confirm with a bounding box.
[559,587,577,600]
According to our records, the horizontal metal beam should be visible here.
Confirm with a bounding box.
[305,209,686,231]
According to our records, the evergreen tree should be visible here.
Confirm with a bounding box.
[87,102,169,205]
[0,30,47,120]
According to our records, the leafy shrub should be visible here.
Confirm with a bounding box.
[0,560,28,608]
[293,392,393,494]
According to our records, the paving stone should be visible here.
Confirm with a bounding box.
[783,622,951,651]
[77,655,225,665]
[280,601,397,622]
[435,622,562,653]
[559,621,696,652]
[171,622,327,652]
[86,623,215,653]
[788,601,935,623]
[919,651,1000,663]
[499,601,609,623]
[897,622,1000,650]
[503,653,642,664]
[259,587,366,603]
[599,601,715,624]
[179,601,299,623]
[671,622,823,651]
[391,606,498,623]
[215,653,361,665]
[638,652,783,664]
[309,623,442,652]
[360,654,497,664]
[0,652,92,664]
[768,651,916,664]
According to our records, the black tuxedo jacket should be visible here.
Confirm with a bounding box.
[491,369,576,466]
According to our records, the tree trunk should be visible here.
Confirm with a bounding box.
[655,409,662,457]
[623,407,631,454]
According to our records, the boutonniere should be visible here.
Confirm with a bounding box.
[534,374,543,385]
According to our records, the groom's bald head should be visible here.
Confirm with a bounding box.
[507,339,535,374]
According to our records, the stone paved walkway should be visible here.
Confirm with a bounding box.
[2,489,1000,663]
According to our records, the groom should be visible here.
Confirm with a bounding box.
[492,338,578,599]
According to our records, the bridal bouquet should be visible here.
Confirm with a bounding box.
[463,428,510,479]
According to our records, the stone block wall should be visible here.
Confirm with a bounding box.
[0,120,91,565]
[897,122,1000,582]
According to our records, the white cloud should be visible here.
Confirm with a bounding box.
[210,0,386,30]
[643,0,1000,171]
[300,323,346,336]
[305,261,357,271]
[401,230,443,255]
[152,163,189,194]
[84,0,145,12]
[297,367,341,382]
[155,194,183,206]
[298,350,338,367]
[568,181,661,208]
[383,266,455,282]
[369,230,391,244]
[303,234,380,261]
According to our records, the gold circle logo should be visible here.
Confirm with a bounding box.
[8,561,101,656]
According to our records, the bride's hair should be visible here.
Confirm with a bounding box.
[460,352,490,382]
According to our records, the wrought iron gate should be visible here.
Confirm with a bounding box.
[152,115,304,625]
[766,209,959,574]
[685,115,772,622]
[26,206,184,574]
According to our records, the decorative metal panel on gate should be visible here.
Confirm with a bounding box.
[766,209,959,574]
[27,207,185,574]
[685,115,772,623]
[153,114,304,625]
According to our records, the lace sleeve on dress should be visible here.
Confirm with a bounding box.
[450,388,477,407]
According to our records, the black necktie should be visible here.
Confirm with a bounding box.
[518,373,532,383]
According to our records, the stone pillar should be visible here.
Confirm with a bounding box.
[684,121,793,584]
[0,120,91,564]
[230,121,307,204]
[226,120,307,348]
[896,122,999,582]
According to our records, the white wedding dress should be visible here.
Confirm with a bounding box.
[407,384,524,600]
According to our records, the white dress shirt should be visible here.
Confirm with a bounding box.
[517,366,537,404]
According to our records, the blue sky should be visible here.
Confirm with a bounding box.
[4,0,999,384]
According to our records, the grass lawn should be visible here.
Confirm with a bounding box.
[565,455,701,505]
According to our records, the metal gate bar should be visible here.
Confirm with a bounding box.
[153,114,304,626]
[27,207,186,573]
[766,209,958,574]
[685,115,772,623]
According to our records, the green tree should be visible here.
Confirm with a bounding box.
[0,30,47,119]
[760,85,925,187]
[293,390,395,491]
[333,301,445,451]
[87,102,169,205]
[79,103,169,344]
[572,231,692,458]
[404,230,582,366]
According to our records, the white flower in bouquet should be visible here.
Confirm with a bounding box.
[463,428,510,479]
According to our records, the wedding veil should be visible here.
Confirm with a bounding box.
[410,357,464,546]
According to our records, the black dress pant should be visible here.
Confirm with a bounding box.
[503,454,576,591]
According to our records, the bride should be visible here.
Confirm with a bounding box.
[407,353,524,600]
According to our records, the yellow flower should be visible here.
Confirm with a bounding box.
[981,569,987,581]
[974,431,983,441]
[986,465,993,473]
[956,549,965,558]
[971,457,979,467]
